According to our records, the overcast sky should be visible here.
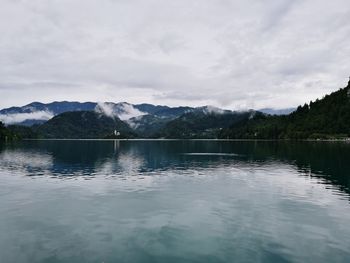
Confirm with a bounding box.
[0,0,349,110]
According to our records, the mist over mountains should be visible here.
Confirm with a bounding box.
[0,101,293,126]
[0,79,349,140]
[0,101,293,139]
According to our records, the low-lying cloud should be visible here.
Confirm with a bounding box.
[95,102,116,118]
[117,104,146,121]
[95,102,146,120]
[0,111,54,125]
[201,106,226,115]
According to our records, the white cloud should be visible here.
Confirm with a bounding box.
[117,103,146,120]
[201,106,226,115]
[0,111,54,124]
[95,102,146,120]
[0,0,349,109]
[95,102,115,118]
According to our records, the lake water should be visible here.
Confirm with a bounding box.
[0,140,350,263]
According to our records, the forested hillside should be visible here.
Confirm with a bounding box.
[0,121,16,141]
[158,110,253,138]
[35,111,136,139]
[219,82,350,139]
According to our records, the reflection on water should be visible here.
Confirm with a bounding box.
[1,140,349,193]
[0,140,350,263]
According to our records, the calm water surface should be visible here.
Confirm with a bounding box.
[0,140,350,263]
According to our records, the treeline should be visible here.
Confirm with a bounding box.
[0,121,18,141]
[219,84,350,139]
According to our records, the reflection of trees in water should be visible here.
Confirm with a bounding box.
[0,140,349,195]
[233,141,350,195]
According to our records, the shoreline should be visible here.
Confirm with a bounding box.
[20,138,350,142]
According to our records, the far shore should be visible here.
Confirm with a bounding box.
[20,138,350,142]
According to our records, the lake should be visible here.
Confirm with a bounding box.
[0,140,350,263]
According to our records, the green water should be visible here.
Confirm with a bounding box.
[0,140,349,263]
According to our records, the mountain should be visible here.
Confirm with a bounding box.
[219,80,350,140]
[0,100,199,138]
[157,107,254,138]
[35,111,136,139]
[0,100,295,129]
[0,101,97,126]
[7,105,254,139]
[0,101,195,126]
[5,79,350,140]
[4,78,350,140]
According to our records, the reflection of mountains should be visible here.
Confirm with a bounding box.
[0,140,349,194]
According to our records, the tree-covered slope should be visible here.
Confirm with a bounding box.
[0,121,17,141]
[158,110,253,138]
[7,124,39,139]
[35,111,135,139]
[128,114,172,137]
[219,82,350,139]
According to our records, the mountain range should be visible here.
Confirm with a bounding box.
[0,101,293,126]
[0,102,256,139]
[3,80,349,140]
[0,78,350,139]
[0,101,189,126]
[0,101,295,139]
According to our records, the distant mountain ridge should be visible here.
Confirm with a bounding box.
[5,105,257,139]
[0,101,196,126]
[0,101,298,139]
[0,101,97,125]
[0,101,293,126]
[2,78,349,140]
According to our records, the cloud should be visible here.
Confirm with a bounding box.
[0,0,350,110]
[117,103,146,120]
[201,106,226,115]
[95,102,146,120]
[95,102,115,118]
[0,110,54,124]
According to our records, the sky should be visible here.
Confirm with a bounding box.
[0,0,349,110]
